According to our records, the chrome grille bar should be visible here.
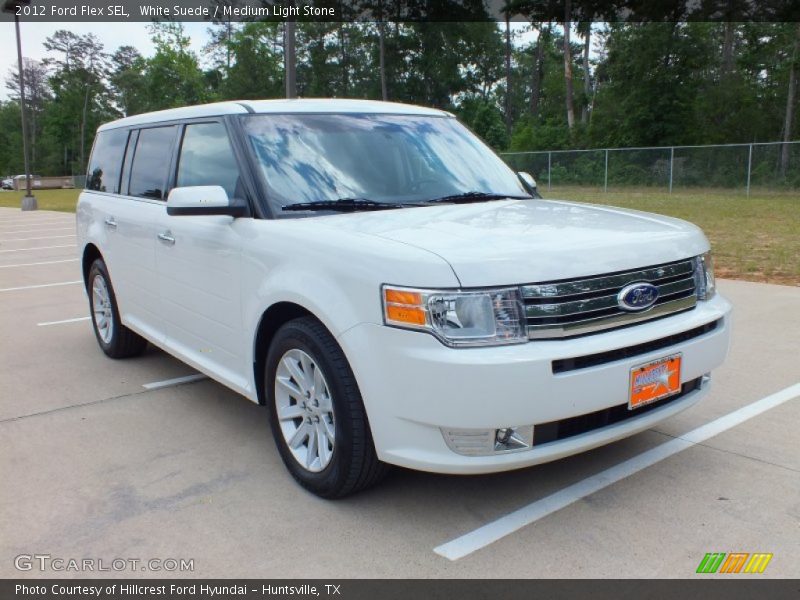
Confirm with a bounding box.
[521,259,698,339]
[525,278,696,319]
[521,260,694,300]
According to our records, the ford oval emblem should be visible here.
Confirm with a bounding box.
[617,282,659,311]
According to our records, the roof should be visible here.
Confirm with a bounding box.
[98,98,451,131]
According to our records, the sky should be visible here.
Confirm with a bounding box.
[0,22,211,100]
[0,21,538,101]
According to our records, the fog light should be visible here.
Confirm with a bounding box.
[441,425,534,456]
[495,428,512,445]
[494,425,534,452]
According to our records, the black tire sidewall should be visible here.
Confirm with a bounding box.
[88,259,124,356]
[265,319,363,497]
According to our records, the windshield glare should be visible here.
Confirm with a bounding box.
[241,113,528,213]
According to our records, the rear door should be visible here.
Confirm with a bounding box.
[155,120,250,392]
[112,125,178,342]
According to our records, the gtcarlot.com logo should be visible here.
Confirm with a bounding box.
[14,554,194,573]
[696,552,773,574]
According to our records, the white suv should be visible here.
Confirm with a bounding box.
[77,99,731,497]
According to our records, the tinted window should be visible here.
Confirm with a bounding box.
[176,122,241,199]
[128,126,177,200]
[86,129,128,193]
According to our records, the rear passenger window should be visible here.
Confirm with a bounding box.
[86,129,128,193]
[128,126,177,200]
[176,122,241,199]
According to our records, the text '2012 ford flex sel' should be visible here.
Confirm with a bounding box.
[77,99,731,498]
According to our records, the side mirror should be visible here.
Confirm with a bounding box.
[166,185,248,217]
[517,172,543,199]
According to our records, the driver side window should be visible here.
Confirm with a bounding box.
[176,122,241,199]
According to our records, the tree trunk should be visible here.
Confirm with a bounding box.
[722,22,735,75]
[377,0,388,101]
[378,22,388,100]
[563,2,575,129]
[30,105,36,171]
[505,12,512,135]
[284,21,296,99]
[531,24,546,118]
[80,84,89,173]
[780,23,800,177]
[339,25,349,96]
[581,24,591,124]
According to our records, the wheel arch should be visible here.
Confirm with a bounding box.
[81,243,103,291]
[253,301,316,405]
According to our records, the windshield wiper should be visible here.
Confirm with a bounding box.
[423,191,532,205]
[281,198,412,212]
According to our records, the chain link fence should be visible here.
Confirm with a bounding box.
[501,141,800,195]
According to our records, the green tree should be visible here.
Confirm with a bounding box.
[144,23,208,110]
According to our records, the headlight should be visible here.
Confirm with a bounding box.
[693,251,716,300]
[382,285,527,347]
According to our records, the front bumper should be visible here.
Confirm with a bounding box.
[338,294,732,474]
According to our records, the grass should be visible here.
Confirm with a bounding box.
[2,186,797,285]
[545,186,800,286]
[0,188,79,213]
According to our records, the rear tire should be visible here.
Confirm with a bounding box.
[88,258,148,359]
[265,317,388,498]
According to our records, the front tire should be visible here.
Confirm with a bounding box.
[265,317,388,498]
[88,258,148,359]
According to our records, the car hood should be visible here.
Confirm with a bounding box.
[322,199,709,287]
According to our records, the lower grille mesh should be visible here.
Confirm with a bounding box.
[532,377,703,446]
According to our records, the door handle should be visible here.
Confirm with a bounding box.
[157,231,175,245]
[104,217,117,229]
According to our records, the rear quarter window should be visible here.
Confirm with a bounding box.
[86,129,129,193]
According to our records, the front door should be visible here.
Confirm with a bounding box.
[155,121,250,393]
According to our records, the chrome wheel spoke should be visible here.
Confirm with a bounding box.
[312,365,323,398]
[276,374,303,400]
[305,426,318,469]
[316,390,332,412]
[321,416,335,443]
[282,356,308,392]
[277,402,305,421]
[288,421,310,449]
[316,421,331,466]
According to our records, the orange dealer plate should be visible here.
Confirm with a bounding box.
[628,353,682,410]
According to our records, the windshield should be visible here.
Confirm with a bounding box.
[241,113,528,214]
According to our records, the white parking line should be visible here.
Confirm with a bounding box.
[0,258,78,269]
[142,374,208,390]
[0,219,74,225]
[0,244,75,254]
[433,381,800,561]
[0,219,75,229]
[0,280,82,293]
[1,234,76,242]
[37,316,91,326]
[0,227,74,234]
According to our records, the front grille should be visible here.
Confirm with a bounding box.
[521,258,698,339]
[532,377,703,446]
[552,319,721,374]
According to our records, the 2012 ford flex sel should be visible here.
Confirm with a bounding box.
[77,99,731,498]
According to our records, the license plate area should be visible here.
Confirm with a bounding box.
[629,353,682,410]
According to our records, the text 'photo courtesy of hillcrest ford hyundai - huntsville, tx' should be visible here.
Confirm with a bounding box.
[76,98,729,498]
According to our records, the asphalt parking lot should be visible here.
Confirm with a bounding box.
[1,206,798,579]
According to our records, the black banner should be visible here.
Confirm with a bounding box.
[1,0,800,23]
[3,580,800,600]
